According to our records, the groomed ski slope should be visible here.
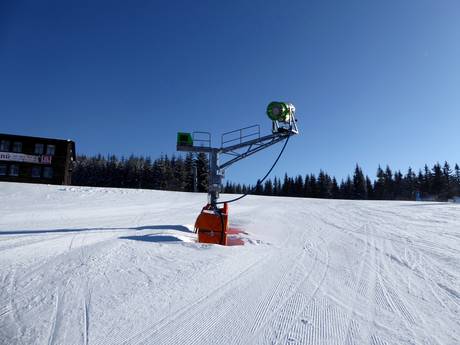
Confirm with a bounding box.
[0,182,459,345]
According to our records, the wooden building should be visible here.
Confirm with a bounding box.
[0,133,76,185]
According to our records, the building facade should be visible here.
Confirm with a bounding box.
[0,133,76,185]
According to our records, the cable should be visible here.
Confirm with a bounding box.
[216,134,291,205]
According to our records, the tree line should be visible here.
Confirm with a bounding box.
[226,163,460,201]
[72,154,460,201]
[72,153,208,192]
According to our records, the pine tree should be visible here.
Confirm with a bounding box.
[404,167,416,200]
[171,156,186,191]
[374,166,385,199]
[393,170,403,200]
[431,163,444,200]
[422,164,432,196]
[272,177,279,196]
[383,165,394,200]
[183,152,195,192]
[235,183,242,194]
[352,164,366,199]
[317,170,330,198]
[454,164,460,197]
[442,161,452,199]
[254,181,263,195]
[340,176,353,199]
[294,175,304,197]
[160,155,173,190]
[276,178,282,196]
[365,176,374,200]
[309,174,319,198]
[303,175,311,197]
[264,179,273,195]
[331,177,340,199]
[196,152,209,192]
[282,173,290,196]
[288,177,296,196]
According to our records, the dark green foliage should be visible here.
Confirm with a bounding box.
[442,161,452,199]
[317,171,331,198]
[454,164,460,196]
[308,174,319,198]
[72,153,205,192]
[195,152,209,192]
[403,168,417,200]
[293,175,304,197]
[393,170,403,200]
[340,176,354,199]
[422,164,432,195]
[352,165,366,199]
[254,181,264,195]
[331,177,340,199]
[73,156,460,202]
[183,153,195,192]
[281,173,290,196]
[365,176,374,200]
[383,166,394,200]
[431,163,443,197]
[263,179,273,196]
[373,166,385,200]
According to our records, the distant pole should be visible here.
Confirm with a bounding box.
[192,164,197,193]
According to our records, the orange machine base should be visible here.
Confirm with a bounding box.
[194,203,245,246]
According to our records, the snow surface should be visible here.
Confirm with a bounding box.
[1,182,459,345]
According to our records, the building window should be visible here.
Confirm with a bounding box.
[9,165,19,176]
[43,167,53,179]
[12,142,22,153]
[35,143,44,155]
[46,144,56,155]
[0,140,10,151]
[31,166,41,178]
[0,165,6,176]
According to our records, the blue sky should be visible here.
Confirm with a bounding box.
[1,0,459,184]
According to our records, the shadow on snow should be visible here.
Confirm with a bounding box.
[119,234,184,243]
[0,225,192,236]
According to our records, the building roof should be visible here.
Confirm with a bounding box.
[0,133,74,144]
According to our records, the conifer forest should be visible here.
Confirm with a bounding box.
[72,154,460,202]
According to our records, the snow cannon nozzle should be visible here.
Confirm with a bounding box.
[266,102,295,123]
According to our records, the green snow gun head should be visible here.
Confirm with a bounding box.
[266,102,295,123]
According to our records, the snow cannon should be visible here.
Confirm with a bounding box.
[194,203,230,245]
[266,102,295,122]
[177,102,299,246]
[192,202,246,246]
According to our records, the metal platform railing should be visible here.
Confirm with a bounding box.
[221,125,260,148]
[193,131,211,147]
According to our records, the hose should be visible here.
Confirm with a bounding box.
[216,134,290,205]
